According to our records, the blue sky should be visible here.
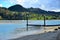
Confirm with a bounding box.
[0,0,60,12]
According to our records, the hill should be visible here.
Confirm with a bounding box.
[8,4,28,12]
[0,4,60,20]
[8,4,60,15]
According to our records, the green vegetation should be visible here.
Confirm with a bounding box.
[0,4,60,20]
[0,8,60,20]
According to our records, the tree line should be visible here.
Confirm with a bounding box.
[0,7,60,20]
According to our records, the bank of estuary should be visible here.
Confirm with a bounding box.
[9,26,60,40]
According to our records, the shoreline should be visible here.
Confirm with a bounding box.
[10,31,58,40]
[8,26,60,40]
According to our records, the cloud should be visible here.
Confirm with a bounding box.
[7,0,39,7]
[3,0,60,12]
[16,0,25,5]
[40,5,46,9]
[7,0,15,4]
[16,0,25,3]
[39,4,60,12]
[51,9,60,12]
[39,0,60,12]
[0,4,2,7]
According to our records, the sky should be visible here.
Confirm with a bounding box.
[0,0,60,12]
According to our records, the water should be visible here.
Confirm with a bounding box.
[0,20,60,40]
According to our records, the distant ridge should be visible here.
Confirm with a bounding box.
[0,7,7,10]
[8,4,28,12]
[8,4,60,15]
[0,4,60,20]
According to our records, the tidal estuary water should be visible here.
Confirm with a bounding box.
[0,20,60,40]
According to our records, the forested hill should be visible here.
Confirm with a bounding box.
[0,4,60,20]
[8,4,60,15]
[8,4,28,12]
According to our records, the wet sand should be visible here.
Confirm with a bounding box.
[9,26,60,40]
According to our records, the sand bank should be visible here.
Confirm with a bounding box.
[8,26,60,40]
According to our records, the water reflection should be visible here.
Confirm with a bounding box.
[0,20,60,40]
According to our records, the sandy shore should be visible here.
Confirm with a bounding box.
[9,26,60,40]
[10,31,58,40]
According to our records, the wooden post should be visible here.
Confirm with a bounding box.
[44,15,46,26]
[44,15,46,32]
[26,13,29,31]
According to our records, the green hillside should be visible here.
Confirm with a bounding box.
[0,4,60,20]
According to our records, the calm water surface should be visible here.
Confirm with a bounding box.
[0,20,60,40]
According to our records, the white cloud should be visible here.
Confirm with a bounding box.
[6,0,60,12]
[39,4,60,12]
[40,5,46,9]
[30,0,39,3]
[0,4,2,7]
[51,9,60,12]
[8,0,39,6]
[16,0,25,3]
[8,0,15,4]
[16,0,25,5]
